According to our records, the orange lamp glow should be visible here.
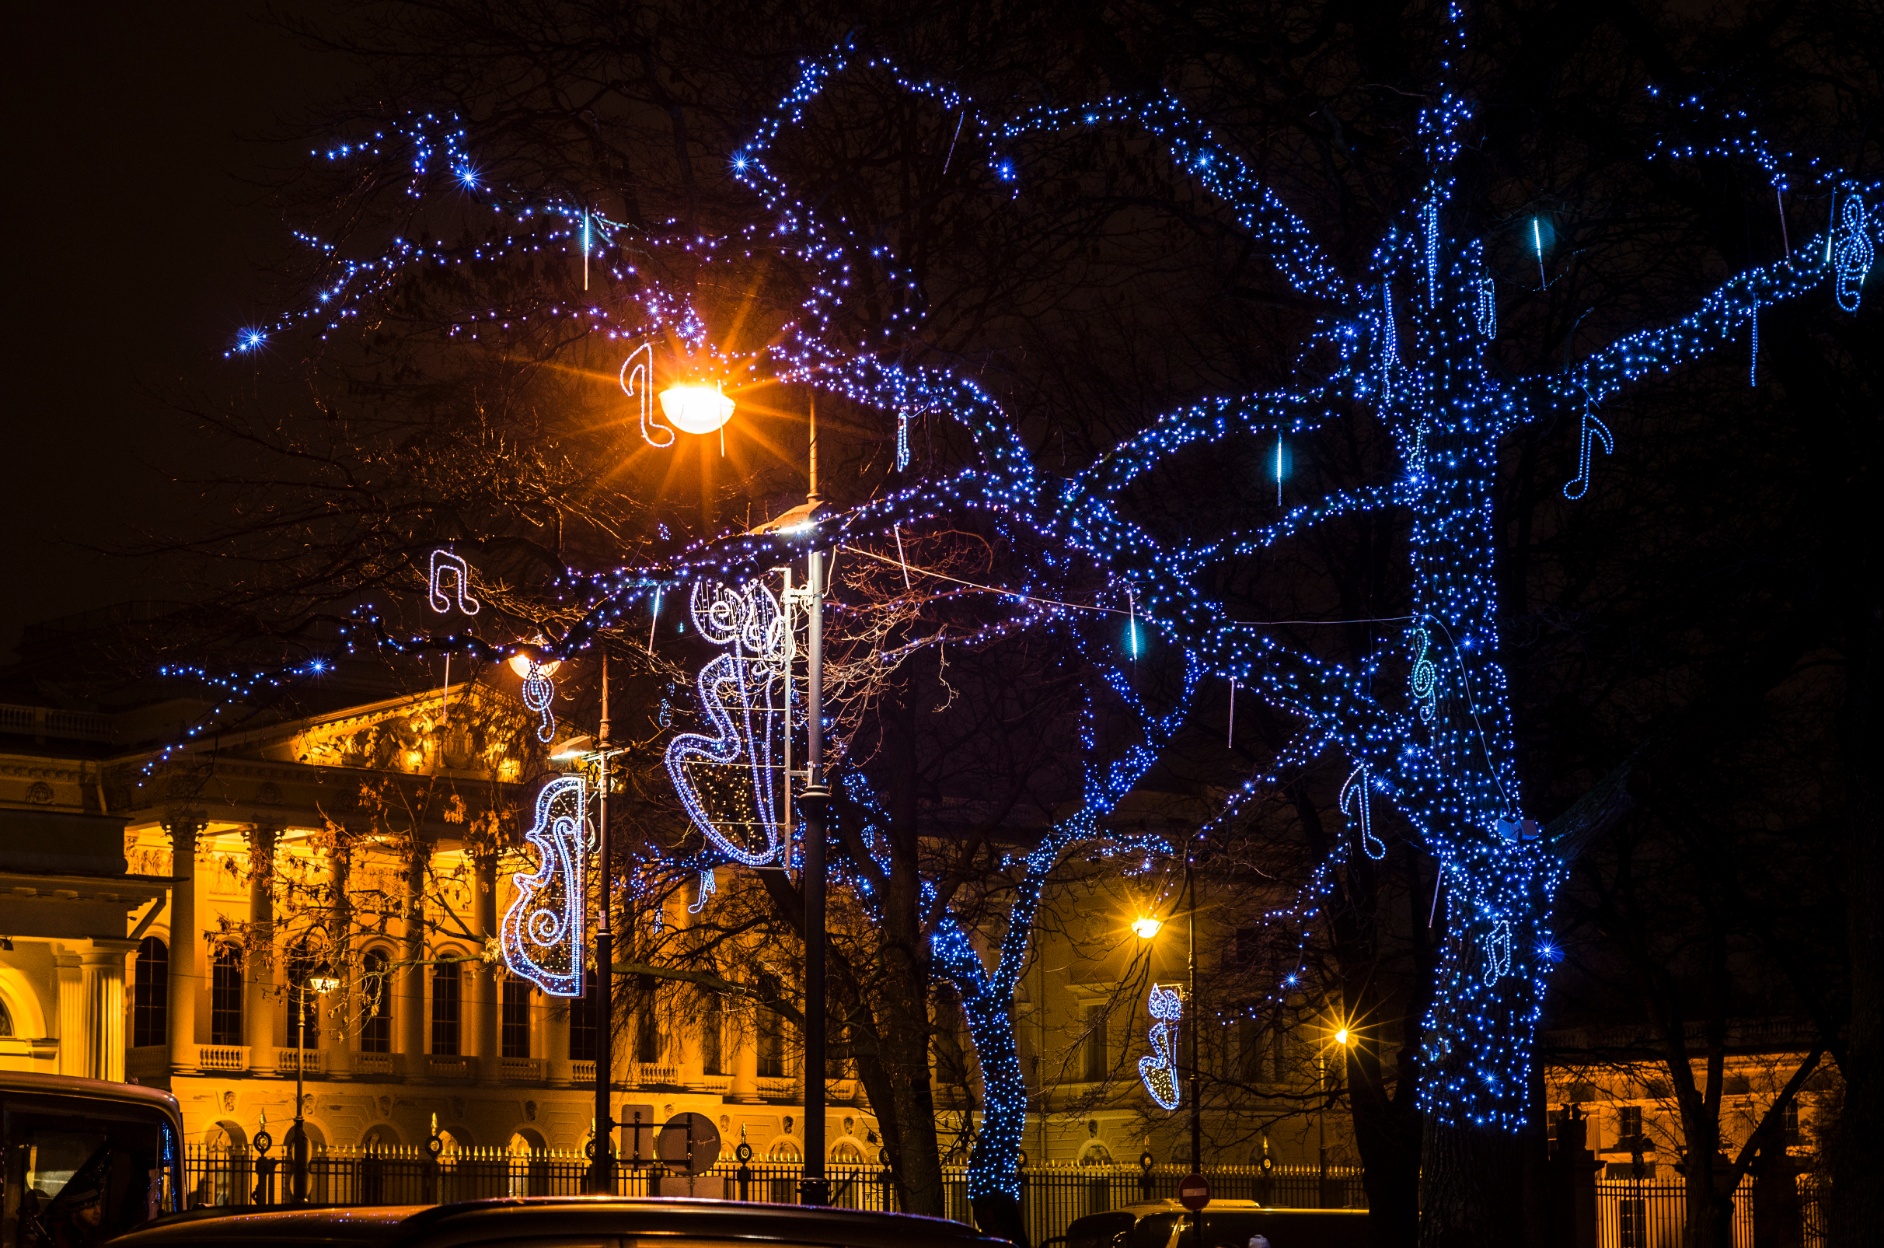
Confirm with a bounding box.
[659,383,736,435]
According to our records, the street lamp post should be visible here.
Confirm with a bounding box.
[590,654,615,1194]
[796,391,830,1207]
[291,971,338,1203]
[654,367,829,1204]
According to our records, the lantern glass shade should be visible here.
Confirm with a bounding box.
[659,383,736,435]
[507,652,562,679]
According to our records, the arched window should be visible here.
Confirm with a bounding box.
[431,960,461,1056]
[361,949,392,1053]
[132,937,167,1047]
[210,944,243,1046]
[0,996,13,1038]
[633,983,660,1064]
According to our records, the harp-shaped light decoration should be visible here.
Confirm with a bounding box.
[664,580,790,865]
[500,775,587,997]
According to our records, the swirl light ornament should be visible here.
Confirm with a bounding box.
[500,775,588,997]
[1137,982,1184,1111]
[664,579,791,866]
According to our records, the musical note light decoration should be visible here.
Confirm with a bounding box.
[664,579,790,866]
[1340,764,1386,861]
[620,342,674,447]
[1137,983,1184,1111]
[427,549,480,615]
[500,775,587,997]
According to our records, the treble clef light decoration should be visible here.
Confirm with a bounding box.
[500,775,587,997]
[664,578,791,866]
[621,342,674,447]
[1562,398,1614,501]
[1138,983,1184,1110]
[427,549,480,615]
[1834,187,1873,314]
[519,662,557,743]
[1408,625,1439,723]
[1340,763,1387,861]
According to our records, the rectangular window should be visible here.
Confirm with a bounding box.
[1617,1105,1643,1150]
[431,962,461,1056]
[1234,1016,1263,1083]
[361,950,392,1054]
[635,989,661,1064]
[569,981,598,1062]
[502,979,531,1059]
[701,995,724,1075]
[1083,1005,1110,1082]
[1784,1101,1801,1145]
[210,945,243,1047]
[756,1009,785,1079]
[132,937,168,1048]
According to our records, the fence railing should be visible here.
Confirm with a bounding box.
[1594,1179,1826,1248]
[184,1147,1366,1244]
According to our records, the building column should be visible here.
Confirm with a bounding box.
[53,948,85,1077]
[245,825,279,1074]
[473,850,500,1084]
[730,1019,759,1103]
[82,941,136,1081]
[320,832,353,1074]
[165,817,200,1073]
[398,840,429,1077]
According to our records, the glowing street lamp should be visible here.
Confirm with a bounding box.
[1131,915,1164,940]
[658,382,736,436]
[289,971,338,1204]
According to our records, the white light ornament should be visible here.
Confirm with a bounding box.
[1408,625,1439,724]
[508,649,561,743]
[1563,400,1615,501]
[500,775,587,997]
[664,579,790,866]
[427,549,480,615]
[1137,983,1184,1110]
[621,342,675,447]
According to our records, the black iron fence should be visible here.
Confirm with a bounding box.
[185,1146,1366,1244]
[1594,1179,1826,1248]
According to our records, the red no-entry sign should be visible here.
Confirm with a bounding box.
[1178,1172,1211,1211]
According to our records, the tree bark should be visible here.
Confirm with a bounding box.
[1416,1118,1523,1248]
[1830,601,1883,1247]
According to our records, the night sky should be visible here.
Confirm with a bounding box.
[1,4,348,660]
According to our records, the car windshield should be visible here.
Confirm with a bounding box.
[6,1104,178,1248]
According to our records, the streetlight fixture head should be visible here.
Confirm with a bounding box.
[1334,1026,1351,1047]
[307,974,339,995]
[1131,916,1163,940]
[659,383,736,435]
[507,639,562,679]
[550,734,595,763]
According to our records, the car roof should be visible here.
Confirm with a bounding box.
[1075,1201,1367,1219]
[0,1069,181,1115]
[117,1196,1016,1248]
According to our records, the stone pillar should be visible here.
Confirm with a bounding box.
[81,941,135,1081]
[245,825,280,1074]
[54,948,85,1076]
[473,851,500,1083]
[398,840,429,1076]
[165,818,200,1073]
[730,1017,760,1103]
[321,832,353,1072]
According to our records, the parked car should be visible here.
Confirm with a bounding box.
[106,1195,1018,1248]
[1062,1200,1369,1248]
[1,1070,185,1248]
